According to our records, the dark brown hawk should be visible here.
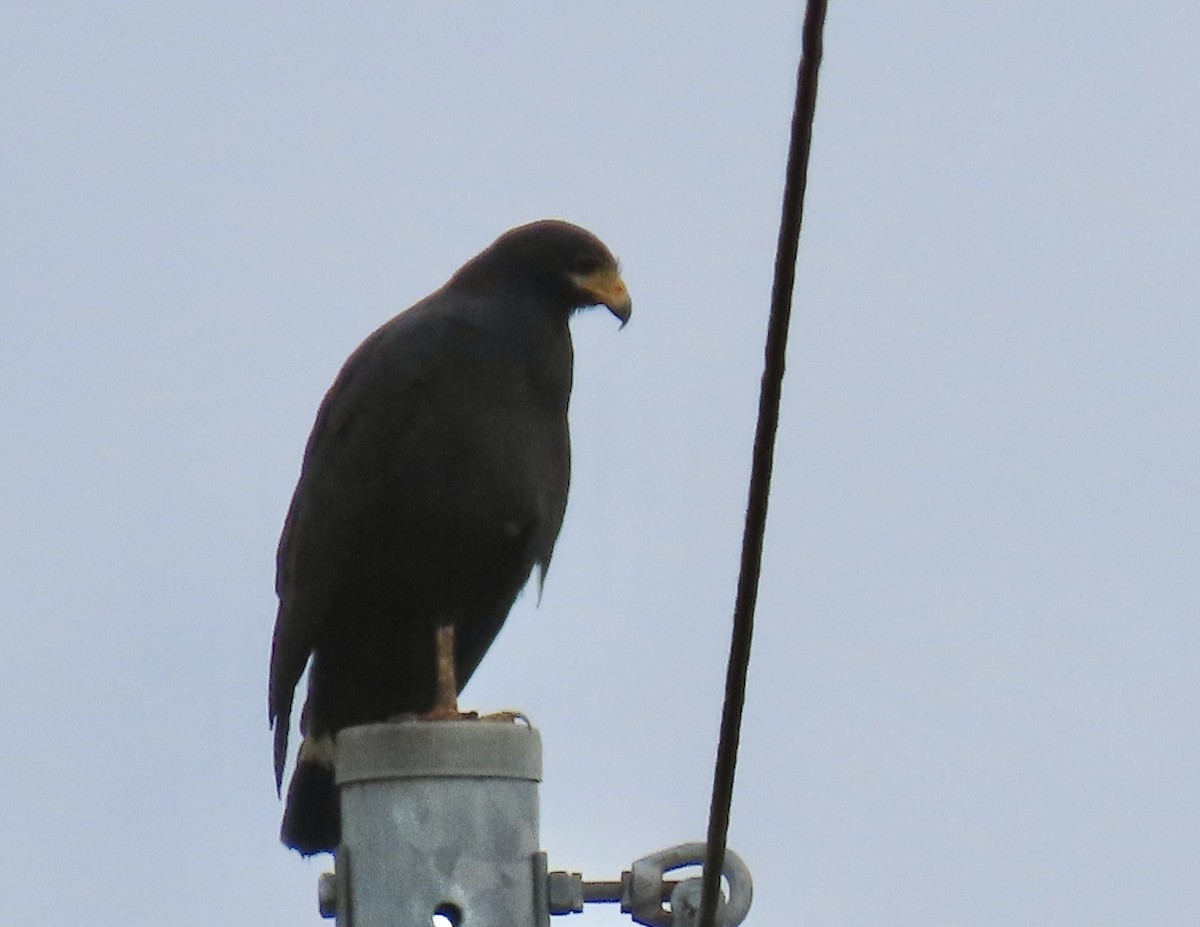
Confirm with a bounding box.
[268,220,630,854]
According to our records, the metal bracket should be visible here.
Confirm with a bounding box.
[547,842,752,927]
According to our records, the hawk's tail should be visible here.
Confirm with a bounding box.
[280,735,339,856]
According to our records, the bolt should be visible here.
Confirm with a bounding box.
[318,871,338,919]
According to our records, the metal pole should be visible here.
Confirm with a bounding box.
[326,719,543,927]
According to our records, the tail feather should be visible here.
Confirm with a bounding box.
[272,712,290,796]
[280,735,339,856]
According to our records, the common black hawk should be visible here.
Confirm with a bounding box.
[268,220,630,855]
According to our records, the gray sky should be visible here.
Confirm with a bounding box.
[2,3,1197,925]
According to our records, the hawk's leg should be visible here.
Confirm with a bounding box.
[417,624,521,724]
[419,624,475,721]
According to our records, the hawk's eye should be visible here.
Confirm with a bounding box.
[569,251,603,276]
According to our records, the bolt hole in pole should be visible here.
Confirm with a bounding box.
[432,902,464,927]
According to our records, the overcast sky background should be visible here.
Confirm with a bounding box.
[2,3,1198,926]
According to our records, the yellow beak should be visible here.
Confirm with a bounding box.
[572,266,632,327]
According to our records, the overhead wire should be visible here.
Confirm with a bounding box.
[697,2,829,926]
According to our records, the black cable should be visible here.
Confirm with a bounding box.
[698,2,829,926]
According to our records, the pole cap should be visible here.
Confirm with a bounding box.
[335,718,542,784]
